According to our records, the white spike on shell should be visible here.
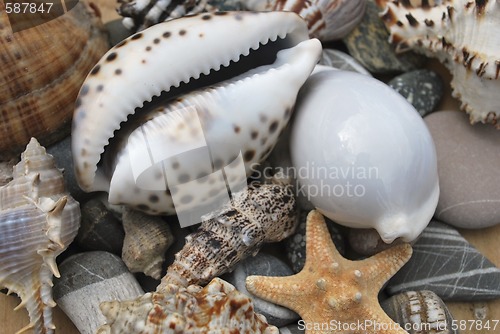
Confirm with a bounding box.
[290,70,439,243]
[96,277,279,334]
[376,0,500,127]
[72,11,321,216]
[0,138,81,334]
[158,175,297,289]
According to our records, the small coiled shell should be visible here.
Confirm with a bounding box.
[382,290,458,334]
[97,277,278,334]
[158,175,297,289]
[0,1,109,160]
[0,138,81,334]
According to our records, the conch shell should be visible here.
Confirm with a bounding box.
[0,1,109,160]
[376,0,500,127]
[0,138,81,334]
[71,11,321,217]
[159,174,297,289]
[97,277,278,334]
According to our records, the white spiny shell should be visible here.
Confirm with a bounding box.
[158,175,297,289]
[72,11,321,216]
[244,0,366,41]
[290,70,439,243]
[0,138,81,334]
[376,0,500,127]
[96,277,279,334]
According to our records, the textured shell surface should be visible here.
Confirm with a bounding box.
[244,0,367,41]
[158,175,297,288]
[376,0,500,127]
[118,0,210,31]
[72,11,321,216]
[0,1,109,160]
[0,138,81,334]
[290,70,439,243]
[382,290,458,334]
[96,277,279,334]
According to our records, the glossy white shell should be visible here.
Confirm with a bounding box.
[290,70,439,243]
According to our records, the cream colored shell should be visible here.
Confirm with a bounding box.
[0,138,81,334]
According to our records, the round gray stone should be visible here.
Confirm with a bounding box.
[105,19,133,46]
[424,110,500,228]
[388,69,443,117]
[279,323,305,334]
[222,252,299,327]
[77,198,125,254]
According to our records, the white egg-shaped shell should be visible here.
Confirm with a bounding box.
[290,70,439,243]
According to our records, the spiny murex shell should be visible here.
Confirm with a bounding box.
[96,277,278,334]
[0,1,109,160]
[72,11,321,217]
[0,138,81,334]
[158,174,297,289]
[244,0,367,41]
[376,0,500,127]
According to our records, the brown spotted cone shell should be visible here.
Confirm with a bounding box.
[0,1,109,160]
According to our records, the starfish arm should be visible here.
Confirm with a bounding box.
[364,306,410,334]
[361,243,413,287]
[303,210,343,269]
[245,274,310,313]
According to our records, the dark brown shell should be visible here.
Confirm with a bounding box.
[0,0,109,160]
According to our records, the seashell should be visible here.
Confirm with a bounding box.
[157,174,297,289]
[244,0,367,41]
[121,207,175,279]
[0,138,81,334]
[72,11,321,218]
[118,0,210,31]
[290,70,439,243]
[381,290,458,334]
[0,1,109,160]
[376,0,500,127]
[97,277,278,333]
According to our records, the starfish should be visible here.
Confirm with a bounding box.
[246,210,413,334]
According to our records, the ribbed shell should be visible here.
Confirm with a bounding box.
[244,0,367,41]
[0,138,81,334]
[376,0,500,127]
[97,277,278,334]
[0,1,109,160]
[118,0,209,31]
[158,176,297,289]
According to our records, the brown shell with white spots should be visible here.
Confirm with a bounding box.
[376,0,500,127]
[0,1,109,160]
[157,175,297,289]
[96,277,278,334]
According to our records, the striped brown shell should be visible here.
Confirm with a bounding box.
[0,0,109,160]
